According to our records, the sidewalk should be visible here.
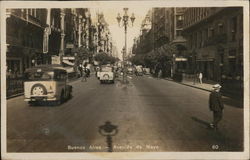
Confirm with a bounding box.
[164,76,243,108]
[164,77,217,92]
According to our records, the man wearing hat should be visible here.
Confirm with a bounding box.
[209,84,224,130]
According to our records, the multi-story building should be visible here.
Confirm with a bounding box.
[132,10,153,56]
[93,12,113,56]
[167,8,187,73]
[5,8,93,96]
[151,8,169,49]
[182,7,243,82]
[133,8,187,77]
[6,9,48,75]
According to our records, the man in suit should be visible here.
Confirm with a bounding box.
[209,84,224,130]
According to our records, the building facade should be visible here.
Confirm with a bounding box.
[182,7,243,82]
[6,9,48,75]
[5,8,117,97]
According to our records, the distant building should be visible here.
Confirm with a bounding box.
[132,10,153,56]
[182,7,243,82]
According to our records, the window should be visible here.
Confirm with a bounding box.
[220,53,224,64]
[200,31,203,48]
[218,23,224,33]
[190,35,193,49]
[176,15,183,28]
[209,27,214,37]
[204,28,208,40]
[231,16,237,41]
[25,71,54,81]
[176,30,182,37]
[229,49,236,57]
[228,59,236,76]
[194,32,197,48]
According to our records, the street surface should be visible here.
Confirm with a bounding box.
[7,74,243,152]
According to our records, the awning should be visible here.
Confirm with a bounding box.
[175,57,187,61]
[63,59,74,66]
[64,67,75,73]
[63,56,75,60]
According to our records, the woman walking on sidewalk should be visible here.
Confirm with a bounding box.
[198,72,203,84]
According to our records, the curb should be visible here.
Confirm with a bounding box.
[164,78,212,92]
[7,93,24,99]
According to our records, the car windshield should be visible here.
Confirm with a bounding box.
[25,71,54,81]
[102,67,112,72]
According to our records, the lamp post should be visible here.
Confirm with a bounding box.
[116,8,135,83]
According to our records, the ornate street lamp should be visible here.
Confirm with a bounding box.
[116,8,135,83]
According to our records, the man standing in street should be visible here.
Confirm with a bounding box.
[209,84,224,130]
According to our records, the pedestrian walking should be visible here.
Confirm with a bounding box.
[209,84,224,131]
[81,67,87,82]
[78,64,83,77]
[198,72,203,84]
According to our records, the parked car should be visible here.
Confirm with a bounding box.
[143,68,150,75]
[135,66,143,76]
[99,66,115,84]
[24,65,72,106]
[127,67,134,75]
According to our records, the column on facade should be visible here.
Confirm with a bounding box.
[78,15,82,47]
[60,9,65,58]
[43,9,51,56]
[85,18,90,49]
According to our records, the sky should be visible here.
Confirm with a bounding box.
[90,7,150,59]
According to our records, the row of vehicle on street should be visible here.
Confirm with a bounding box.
[23,63,151,106]
[95,64,151,84]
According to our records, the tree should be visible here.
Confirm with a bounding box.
[128,54,145,66]
[94,52,118,65]
[130,43,177,77]
[74,47,91,66]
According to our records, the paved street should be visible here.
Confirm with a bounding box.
[7,75,243,152]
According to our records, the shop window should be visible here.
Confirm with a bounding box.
[7,60,21,75]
